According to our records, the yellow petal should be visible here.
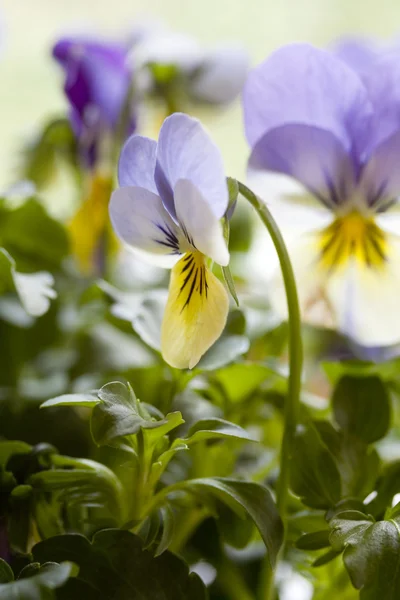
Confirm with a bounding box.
[69,172,118,274]
[161,252,229,369]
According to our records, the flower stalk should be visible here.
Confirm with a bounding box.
[237,180,303,599]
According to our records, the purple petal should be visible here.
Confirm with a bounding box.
[248,124,356,207]
[330,36,379,74]
[109,186,180,257]
[118,135,158,192]
[189,46,249,104]
[243,43,372,157]
[362,53,400,153]
[155,113,228,219]
[53,37,132,130]
[360,129,400,206]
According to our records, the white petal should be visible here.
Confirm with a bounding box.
[246,167,333,238]
[13,271,57,317]
[326,238,400,346]
[109,186,181,267]
[376,203,400,236]
[190,45,249,104]
[269,236,336,331]
[132,31,203,71]
[174,179,229,266]
[270,233,400,347]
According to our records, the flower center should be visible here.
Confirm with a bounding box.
[318,211,387,271]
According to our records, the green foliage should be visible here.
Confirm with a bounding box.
[329,508,400,599]
[180,478,283,566]
[21,118,79,189]
[0,439,124,553]
[0,198,69,270]
[32,530,207,600]
[40,380,283,562]
[0,561,72,599]
[0,560,14,584]
[332,375,390,443]
[290,421,342,509]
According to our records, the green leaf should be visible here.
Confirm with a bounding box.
[329,510,375,552]
[0,248,56,317]
[224,310,246,335]
[32,530,207,599]
[41,393,100,409]
[1,199,69,269]
[184,418,255,445]
[8,485,33,554]
[329,510,400,598]
[29,457,125,522]
[226,177,239,214]
[368,461,400,516]
[332,375,390,443]
[222,265,239,306]
[155,505,176,556]
[315,421,380,500]
[290,422,342,509]
[149,441,188,488]
[215,362,282,403]
[21,118,78,188]
[90,381,184,448]
[0,560,14,584]
[312,549,341,567]
[0,562,72,599]
[296,529,331,550]
[181,477,283,567]
[197,335,249,371]
[0,440,32,469]
[322,358,400,385]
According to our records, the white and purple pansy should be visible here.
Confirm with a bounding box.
[243,43,400,348]
[109,112,230,369]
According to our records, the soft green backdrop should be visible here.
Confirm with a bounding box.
[2,0,400,188]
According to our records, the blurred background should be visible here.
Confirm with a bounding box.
[2,0,400,189]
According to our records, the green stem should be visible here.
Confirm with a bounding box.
[218,556,255,600]
[237,181,303,600]
[168,507,208,554]
[133,430,152,521]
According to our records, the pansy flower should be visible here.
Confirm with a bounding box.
[53,36,135,166]
[130,25,249,107]
[329,36,383,74]
[243,43,400,347]
[109,113,230,368]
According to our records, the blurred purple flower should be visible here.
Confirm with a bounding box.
[243,43,400,348]
[329,36,383,73]
[53,36,135,166]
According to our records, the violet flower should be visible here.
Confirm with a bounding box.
[53,36,135,166]
[109,113,230,369]
[243,43,400,348]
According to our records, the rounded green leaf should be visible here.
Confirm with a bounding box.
[332,375,390,443]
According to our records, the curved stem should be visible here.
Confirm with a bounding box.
[237,181,303,599]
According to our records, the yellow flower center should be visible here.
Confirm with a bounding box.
[318,211,387,271]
